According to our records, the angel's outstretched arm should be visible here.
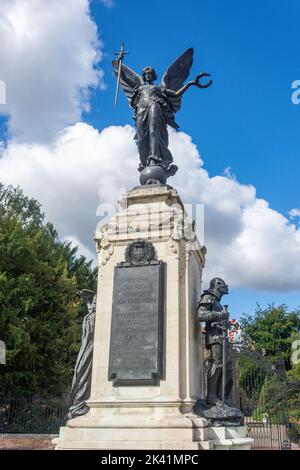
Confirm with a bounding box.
[165,81,195,97]
[165,73,212,97]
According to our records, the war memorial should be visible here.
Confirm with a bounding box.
[53,46,253,450]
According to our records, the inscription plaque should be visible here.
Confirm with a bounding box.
[108,259,164,386]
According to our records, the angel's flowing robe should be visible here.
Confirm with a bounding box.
[131,85,175,169]
[66,298,96,421]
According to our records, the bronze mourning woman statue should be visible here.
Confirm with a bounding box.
[113,47,212,185]
[66,290,96,421]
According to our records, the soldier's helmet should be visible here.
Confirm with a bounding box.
[209,278,228,295]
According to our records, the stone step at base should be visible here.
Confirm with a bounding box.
[53,439,213,450]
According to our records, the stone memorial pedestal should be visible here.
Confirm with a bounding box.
[54,186,252,450]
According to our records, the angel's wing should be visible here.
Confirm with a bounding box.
[112,60,143,107]
[161,48,194,113]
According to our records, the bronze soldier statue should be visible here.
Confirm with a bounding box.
[198,278,233,405]
[194,278,244,426]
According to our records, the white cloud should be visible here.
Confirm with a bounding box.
[0,123,137,260]
[0,123,300,292]
[99,0,115,8]
[0,0,103,143]
[0,2,298,292]
[63,234,95,264]
[289,208,300,218]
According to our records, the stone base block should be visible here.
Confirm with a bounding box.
[53,434,213,450]
[207,426,253,450]
[54,416,253,450]
[53,411,213,450]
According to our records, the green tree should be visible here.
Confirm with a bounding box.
[0,184,97,395]
[240,304,300,369]
[237,355,266,400]
[240,306,300,432]
[252,373,287,424]
[287,333,300,431]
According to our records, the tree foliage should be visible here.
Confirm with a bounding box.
[239,305,300,432]
[240,304,300,368]
[237,355,266,401]
[0,184,97,395]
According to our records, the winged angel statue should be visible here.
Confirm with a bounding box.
[112,48,212,185]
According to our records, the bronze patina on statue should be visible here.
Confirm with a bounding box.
[113,45,212,185]
[66,290,96,421]
[193,278,244,426]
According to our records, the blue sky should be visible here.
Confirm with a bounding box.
[89,0,300,316]
[89,0,299,215]
[0,0,300,318]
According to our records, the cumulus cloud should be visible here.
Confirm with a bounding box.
[99,0,116,8]
[289,208,300,218]
[0,123,300,292]
[0,0,103,143]
[0,123,137,260]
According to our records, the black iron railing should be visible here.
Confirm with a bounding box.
[0,394,69,434]
[233,350,298,450]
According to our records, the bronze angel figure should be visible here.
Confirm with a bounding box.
[112,47,212,185]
